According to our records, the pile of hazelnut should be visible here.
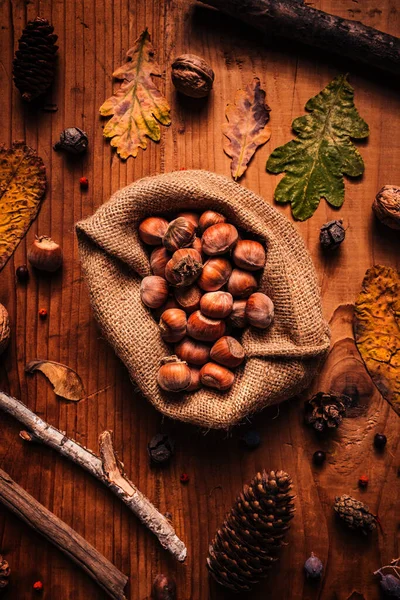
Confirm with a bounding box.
[138,210,274,394]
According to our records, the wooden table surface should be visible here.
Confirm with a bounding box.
[0,1,399,598]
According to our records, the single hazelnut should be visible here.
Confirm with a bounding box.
[28,236,63,272]
[176,211,199,230]
[187,310,226,342]
[201,223,239,256]
[174,284,202,313]
[210,336,245,368]
[165,248,203,287]
[186,367,202,391]
[232,239,266,271]
[159,308,187,343]
[171,54,214,98]
[200,291,233,319]
[150,246,170,278]
[139,217,169,245]
[175,337,210,366]
[0,303,11,357]
[191,236,203,255]
[372,185,400,230]
[140,275,169,309]
[157,356,191,392]
[163,217,196,252]
[152,297,180,321]
[228,300,247,328]
[227,269,258,298]
[246,292,274,329]
[200,362,235,391]
[199,210,226,233]
[198,257,232,292]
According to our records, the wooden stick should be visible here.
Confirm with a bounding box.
[198,0,400,76]
[0,468,128,600]
[0,391,187,562]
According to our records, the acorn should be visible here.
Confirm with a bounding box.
[28,236,62,272]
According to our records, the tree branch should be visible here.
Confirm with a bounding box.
[0,390,187,562]
[0,468,128,600]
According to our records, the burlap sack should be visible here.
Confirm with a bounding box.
[76,170,330,429]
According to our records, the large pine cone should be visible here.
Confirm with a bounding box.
[304,391,350,432]
[207,470,295,592]
[334,494,377,535]
[0,555,10,589]
[13,17,58,102]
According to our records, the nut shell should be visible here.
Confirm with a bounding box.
[157,356,191,392]
[171,54,214,98]
[201,223,239,256]
[139,217,169,245]
[372,185,400,230]
[140,276,169,309]
[228,299,247,328]
[246,292,274,329]
[175,337,210,366]
[159,308,187,343]
[210,336,245,368]
[200,291,233,319]
[200,362,235,391]
[163,217,196,253]
[0,303,11,356]
[227,269,257,298]
[187,310,226,342]
[174,284,202,313]
[150,246,170,278]
[28,236,63,272]
[199,210,226,233]
[198,258,232,292]
[165,248,203,287]
[232,239,266,271]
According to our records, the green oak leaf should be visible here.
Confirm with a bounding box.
[266,74,369,221]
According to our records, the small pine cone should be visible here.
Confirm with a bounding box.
[207,470,295,593]
[305,392,350,432]
[13,17,58,102]
[334,494,377,535]
[0,555,11,589]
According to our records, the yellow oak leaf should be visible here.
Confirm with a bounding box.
[25,359,85,401]
[99,29,171,160]
[0,142,46,271]
[223,78,271,180]
[354,265,400,415]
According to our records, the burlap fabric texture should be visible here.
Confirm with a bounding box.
[76,170,330,429]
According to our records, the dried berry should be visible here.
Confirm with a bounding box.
[313,450,326,466]
[374,433,387,450]
[16,264,30,282]
[171,54,214,98]
[80,176,89,188]
[54,127,88,154]
[180,473,190,484]
[379,574,400,598]
[319,219,345,250]
[151,574,176,600]
[148,433,175,465]
[0,555,10,589]
[358,474,369,488]
[240,429,261,449]
[33,580,44,591]
[304,552,324,580]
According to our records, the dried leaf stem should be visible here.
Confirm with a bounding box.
[0,390,187,562]
[0,467,128,600]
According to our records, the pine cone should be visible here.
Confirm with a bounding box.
[0,555,10,589]
[13,17,58,102]
[207,470,295,592]
[334,494,377,535]
[304,392,350,432]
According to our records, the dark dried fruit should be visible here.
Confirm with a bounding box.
[319,219,345,250]
[334,494,376,534]
[151,574,176,600]
[305,391,350,432]
[148,433,174,465]
[240,429,261,449]
[16,264,30,282]
[54,127,89,155]
[374,433,387,450]
[304,552,324,580]
[379,574,400,598]
[313,450,326,465]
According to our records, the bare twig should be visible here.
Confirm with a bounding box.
[0,390,187,562]
[0,468,128,600]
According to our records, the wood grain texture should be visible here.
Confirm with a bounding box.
[0,0,399,598]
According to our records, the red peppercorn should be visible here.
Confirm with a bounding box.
[38,308,47,319]
[180,473,189,484]
[33,580,43,591]
[79,176,89,188]
[179,167,187,171]
[358,474,369,488]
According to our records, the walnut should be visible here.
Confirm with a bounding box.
[171,54,214,98]
[0,303,10,356]
[372,185,400,230]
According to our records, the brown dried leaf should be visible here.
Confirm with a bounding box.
[0,142,46,271]
[25,359,85,401]
[354,265,400,415]
[223,78,271,180]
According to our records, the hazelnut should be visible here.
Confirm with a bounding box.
[165,248,203,287]
[232,239,266,271]
[152,297,180,321]
[150,246,170,278]
[200,362,235,391]
[140,275,169,309]
[139,217,169,245]
[210,336,245,368]
[201,223,239,256]
[198,258,232,292]
[174,284,202,313]
[175,337,210,366]
[199,210,226,233]
[227,269,258,298]
[171,54,214,98]
[228,299,247,328]
[186,367,202,391]
[28,236,63,272]
[191,236,203,254]
[246,292,274,329]
[159,308,187,343]
[200,291,233,319]
[163,217,196,252]
[0,303,11,357]
[157,356,191,392]
[187,310,226,342]
[177,212,199,230]
[372,185,400,230]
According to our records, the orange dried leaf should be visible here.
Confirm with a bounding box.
[223,78,271,180]
[0,142,46,271]
[354,265,400,415]
[25,359,85,401]
[99,29,171,160]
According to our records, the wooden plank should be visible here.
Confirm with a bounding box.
[0,0,399,598]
